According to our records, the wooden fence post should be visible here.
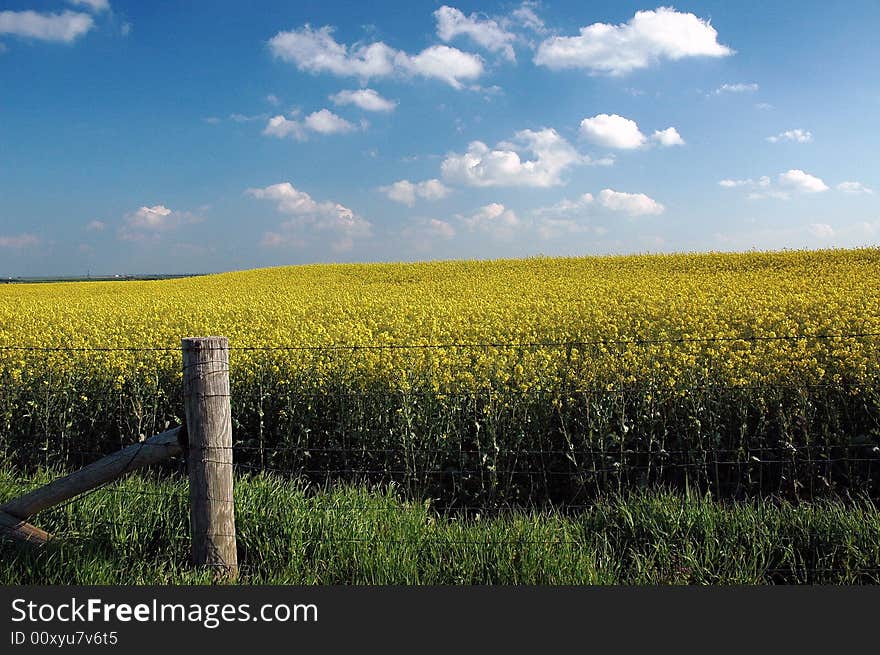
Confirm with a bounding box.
[182,336,238,580]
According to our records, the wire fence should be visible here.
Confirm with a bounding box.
[2,333,880,582]
[2,331,879,500]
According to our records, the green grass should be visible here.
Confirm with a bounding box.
[2,467,879,584]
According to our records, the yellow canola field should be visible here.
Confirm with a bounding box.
[1,249,879,391]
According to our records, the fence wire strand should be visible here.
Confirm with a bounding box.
[2,332,880,582]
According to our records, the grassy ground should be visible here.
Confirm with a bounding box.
[2,467,879,584]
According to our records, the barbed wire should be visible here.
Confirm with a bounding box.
[5,443,879,457]
[1,330,879,353]
[3,381,878,399]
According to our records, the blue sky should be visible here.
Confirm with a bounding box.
[1,0,878,275]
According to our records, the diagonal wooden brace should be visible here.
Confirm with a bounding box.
[0,425,185,546]
[0,510,52,545]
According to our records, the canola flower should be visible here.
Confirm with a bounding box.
[2,248,879,501]
[0,248,879,392]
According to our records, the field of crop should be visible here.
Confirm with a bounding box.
[1,248,879,583]
[2,248,879,500]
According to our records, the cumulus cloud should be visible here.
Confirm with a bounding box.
[651,127,685,146]
[766,128,812,143]
[579,114,683,149]
[263,115,305,140]
[263,109,358,140]
[85,220,106,232]
[401,45,485,89]
[714,82,759,94]
[532,189,663,237]
[303,108,357,134]
[0,233,39,248]
[434,5,517,62]
[579,114,645,149]
[598,189,665,215]
[119,205,201,241]
[458,202,520,239]
[534,7,732,75]
[837,181,874,195]
[441,128,584,187]
[67,0,110,12]
[246,182,371,252]
[379,179,451,206]
[330,88,397,112]
[533,193,595,218]
[778,169,829,193]
[268,25,484,89]
[720,170,829,199]
[0,10,94,43]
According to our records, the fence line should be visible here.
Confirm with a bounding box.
[1,329,879,352]
[2,332,880,583]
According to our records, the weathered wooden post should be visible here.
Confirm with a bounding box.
[182,336,238,580]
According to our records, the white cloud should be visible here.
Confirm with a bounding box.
[755,102,773,110]
[126,205,172,229]
[119,205,201,241]
[269,25,396,78]
[598,189,665,216]
[441,128,584,187]
[263,109,358,140]
[533,193,595,218]
[380,179,451,206]
[766,128,812,143]
[719,176,770,188]
[580,114,645,149]
[579,114,683,149]
[720,171,828,199]
[714,83,759,94]
[330,88,397,112]
[0,10,94,43]
[534,7,732,75]
[85,220,106,231]
[808,223,834,239]
[266,94,280,106]
[67,0,110,12]
[303,108,357,134]
[510,2,547,35]
[532,189,664,237]
[434,5,517,62]
[246,182,371,252]
[401,45,485,89]
[778,169,829,193]
[263,115,305,140]
[651,127,685,146]
[747,190,791,201]
[459,202,520,238]
[0,233,39,248]
[268,25,484,89]
[229,112,269,123]
[837,181,874,195]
